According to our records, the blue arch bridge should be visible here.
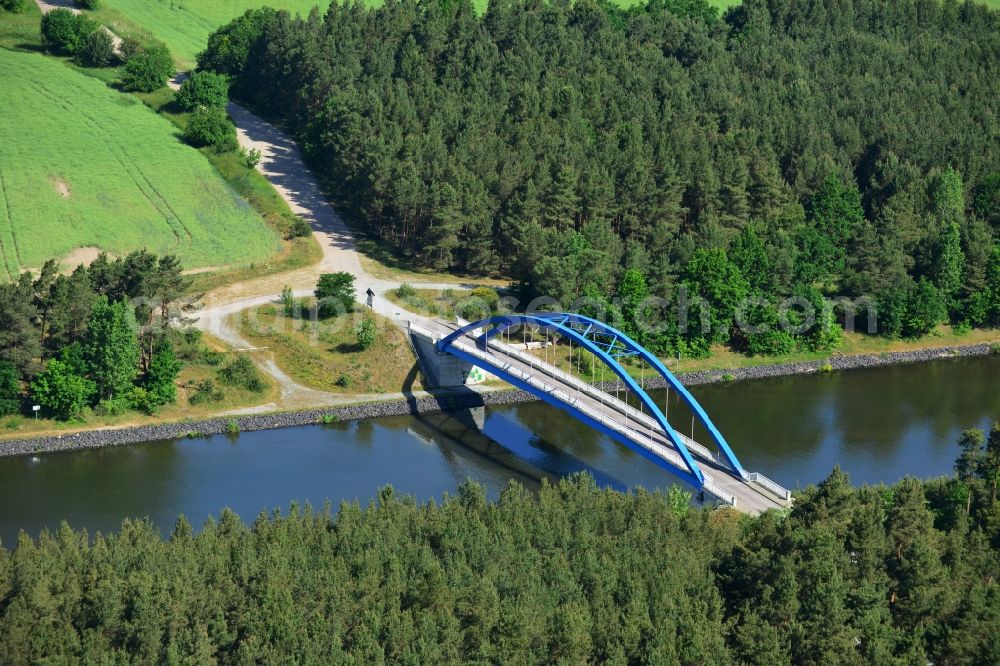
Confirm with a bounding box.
[408,313,792,514]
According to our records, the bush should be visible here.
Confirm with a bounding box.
[1,0,28,13]
[41,8,97,54]
[226,419,240,435]
[354,316,377,350]
[470,287,500,312]
[286,217,312,239]
[174,71,229,111]
[218,355,266,393]
[120,44,174,92]
[183,106,237,152]
[75,0,100,9]
[243,147,262,169]
[93,397,130,417]
[118,34,141,61]
[335,374,352,388]
[77,28,117,68]
[397,283,416,299]
[127,387,158,415]
[189,379,224,405]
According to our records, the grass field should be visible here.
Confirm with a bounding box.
[94,1,333,67]
[235,303,423,393]
[0,49,281,275]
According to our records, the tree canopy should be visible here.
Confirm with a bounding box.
[1,425,999,663]
[198,0,1000,355]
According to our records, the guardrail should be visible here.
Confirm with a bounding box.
[451,338,697,477]
[484,336,716,453]
[748,472,792,502]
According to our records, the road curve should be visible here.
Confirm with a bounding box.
[32,0,472,406]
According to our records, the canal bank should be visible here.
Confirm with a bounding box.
[1,341,996,458]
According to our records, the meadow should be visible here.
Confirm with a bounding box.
[0,49,280,275]
[95,1,335,67]
[235,302,423,394]
[94,0,743,68]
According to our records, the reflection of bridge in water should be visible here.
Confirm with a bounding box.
[411,313,792,514]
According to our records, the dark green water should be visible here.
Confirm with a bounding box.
[1,356,997,546]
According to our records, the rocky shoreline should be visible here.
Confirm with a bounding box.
[0,342,994,458]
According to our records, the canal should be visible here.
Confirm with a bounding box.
[1,355,997,546]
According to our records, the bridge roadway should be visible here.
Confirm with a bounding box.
[419,319,790,514]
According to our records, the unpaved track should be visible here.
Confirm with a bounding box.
[178,74,472,405]
[33,1,472,407]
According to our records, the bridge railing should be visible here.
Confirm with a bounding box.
[482,334,730,467]
[448,335,702,482]
[747,472,792,502]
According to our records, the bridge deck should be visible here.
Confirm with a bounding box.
[420,320,789,514]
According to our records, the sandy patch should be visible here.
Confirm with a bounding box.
[59,247,108,270]
[49,177,70,198]
[182,265,227,276]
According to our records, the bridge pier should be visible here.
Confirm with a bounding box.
[408,321,492,388]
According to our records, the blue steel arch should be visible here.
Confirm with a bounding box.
[437,313,741,488]
[533,313,746,478]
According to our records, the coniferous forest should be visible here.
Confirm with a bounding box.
[1,425,999,663]
[198,0,1000,355]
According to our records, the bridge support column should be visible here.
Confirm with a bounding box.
[408,322,491,388]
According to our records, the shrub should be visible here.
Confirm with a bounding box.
[721,373,736,383]
[991,343,1000,356]
[286,217,312,239]
[218,355,265,393]
[200,350,225,366]
[397,283,416,299]
[5,419,19,430]
[1,0,28,12]
[41,8,97,55]
[320,413,337,424]
[127,387,158,415]
[75,0,100,9]
[334,374,352,388]
[77,28,117,68]
[243,147,262,169]
[174,71,229,111]
[820,362,834,373]
[118,34,142,61]
[470,287,500,312]
[354,316,377,350]
[189,379,224,405]
[281,286,296,317]
[120,44,174,92]
[183,106,237,152]
[93,396,130,417]
[226,419,240,435]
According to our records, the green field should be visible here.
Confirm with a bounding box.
[0,49,280,275]
[96,1,334,67]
